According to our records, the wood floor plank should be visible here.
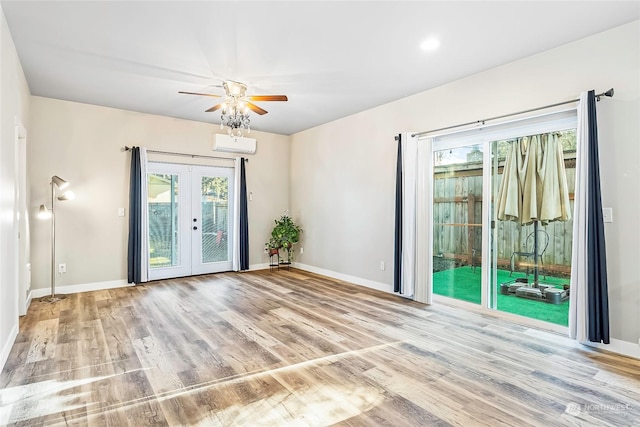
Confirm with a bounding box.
[24,318,58,364]
[2,268,639,426]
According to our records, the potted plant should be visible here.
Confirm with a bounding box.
[267,214,302,263]
[265,237,281,270]
[265,237,280,255]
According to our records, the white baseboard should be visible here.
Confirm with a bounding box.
[249,263,270,271]
[293,262,394,294]
[25,290,33,313]
[0,321,19,375]
[31,279,133,298]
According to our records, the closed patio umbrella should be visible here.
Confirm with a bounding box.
[495,139,522,223]
[497,132,571,285]
[539,134,571,224]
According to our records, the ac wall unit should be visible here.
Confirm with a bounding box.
[212,134,257,154]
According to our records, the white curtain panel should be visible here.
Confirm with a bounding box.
[401,133,418,297]
[232,157,241,271]
[569,92,590,342]
[414,137,433,304]
[139,147,150,282]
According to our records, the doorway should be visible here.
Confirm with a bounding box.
[147,163,234,280]
[16,120,30,315]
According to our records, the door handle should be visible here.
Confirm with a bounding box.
[193,226,198,230]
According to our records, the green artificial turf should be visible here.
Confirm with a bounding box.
[433,266,570,326]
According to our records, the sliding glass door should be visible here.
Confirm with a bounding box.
[148,163,233,280]
[428,111,576,327]
[490,133,574,325]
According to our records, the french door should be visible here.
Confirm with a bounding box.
[147,163,234,280]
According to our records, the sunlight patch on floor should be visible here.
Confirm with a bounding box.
[208,385,385,426]
[2,343,402,425]
[0,373,120,424]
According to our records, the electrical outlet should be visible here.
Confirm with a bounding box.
[380,261,385,271]
[58,263,66,273]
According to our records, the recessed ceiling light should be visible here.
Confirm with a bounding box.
[420,37,440,51]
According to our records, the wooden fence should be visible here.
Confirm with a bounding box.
[433,158,575,277]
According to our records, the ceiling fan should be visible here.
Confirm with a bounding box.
[179,80,288,116]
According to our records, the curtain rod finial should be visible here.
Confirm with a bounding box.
[596,88,614,101]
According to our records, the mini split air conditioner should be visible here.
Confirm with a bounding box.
[212,134,257,154]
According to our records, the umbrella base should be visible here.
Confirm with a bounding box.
[500,279,569,304]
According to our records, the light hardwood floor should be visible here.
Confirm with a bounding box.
[1,269,639,426]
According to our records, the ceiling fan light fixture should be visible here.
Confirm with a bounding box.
[224,80,247,97]
[179,80,287,137]
[221,99,251,137]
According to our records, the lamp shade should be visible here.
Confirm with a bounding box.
[57,190,75,201]
[51,175,69,190]
[38,204,52,219]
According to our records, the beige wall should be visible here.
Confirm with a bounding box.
[28,97,290,290]
[0,5,31,368]
[291,21,640,345]
[8,15,640,363]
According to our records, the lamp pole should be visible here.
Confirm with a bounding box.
[50,181,58,300]
[43,177,67,303]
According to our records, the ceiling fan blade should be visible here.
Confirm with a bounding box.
[248,95,288,102]
[205,104,223,113]
[247,102,268,115]
[179,91,222,98]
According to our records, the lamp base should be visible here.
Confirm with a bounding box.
[41,294,67,303]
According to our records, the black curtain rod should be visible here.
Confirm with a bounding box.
[123,146,247,162]
[394,88,614,140]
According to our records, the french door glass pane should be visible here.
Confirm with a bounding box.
[432,145,483,304]
[148,173,180,268]
[201,176,229,263]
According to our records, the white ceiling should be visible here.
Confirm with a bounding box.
[2,1,639,135]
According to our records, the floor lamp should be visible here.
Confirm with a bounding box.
[39,175,74,303]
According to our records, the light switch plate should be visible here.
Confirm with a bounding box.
[118,207,125,217]
[602,207,613,223]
